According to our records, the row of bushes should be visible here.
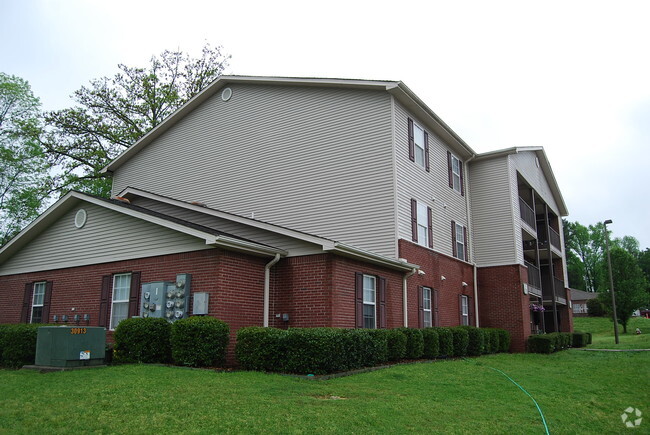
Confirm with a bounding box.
[527,331,592,353]
[0,323,47,368]
[114,316,229,367]
[235,326,511,375]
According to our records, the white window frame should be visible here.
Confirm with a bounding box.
[455,223,466,261]
[461,295,469,326]
[110,273,131,330]
[363,274,377,329]
[417,202,429,248]
[413,123,425,167]
[423,287,432,328]
[31,282,46,324]
[451,154,462,193]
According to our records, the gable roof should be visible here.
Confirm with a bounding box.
[570,288,599,301]
[473,146,569,216]
[101,75,476,174]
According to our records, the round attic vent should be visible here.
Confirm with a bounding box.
[221,87,232,101]
[74,209,87,229]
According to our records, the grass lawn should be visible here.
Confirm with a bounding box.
[574,316,650,349]
[1,318,648,434]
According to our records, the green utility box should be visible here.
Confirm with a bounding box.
[35,326,106,367]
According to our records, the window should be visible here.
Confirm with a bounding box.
[110,273,131,330]
[423,287,432,328]
[363,275,376,329]
[411,199,433,248]
[460,295,469,326]
[452,221,468,261]
[31,282,46,323]
[447,151,464,195]
[408,118,429,171]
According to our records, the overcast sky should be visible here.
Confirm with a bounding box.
[2,0,649,249]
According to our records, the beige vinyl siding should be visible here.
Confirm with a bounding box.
[509,152,560,213]
[130,197,323,256]
[393,101,469,259]
[113,84,396,257]
[469,157,518,266]
[0,203,212,276]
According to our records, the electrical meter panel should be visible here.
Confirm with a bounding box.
[141,274,192,322]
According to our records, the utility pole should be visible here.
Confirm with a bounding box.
[603,219,619,344]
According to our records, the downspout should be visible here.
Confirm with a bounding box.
[403,268,417,327]
[465,153,479,327]
[473,264,479,327]
[263,254,281,327]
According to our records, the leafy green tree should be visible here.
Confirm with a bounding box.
[563,220,606,292]
[599,247,650,333]
[43,43,229,197]
[0,73,50,245]
[638,248,650,291]
[612,235,640,258]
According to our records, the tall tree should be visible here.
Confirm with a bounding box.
[563,220,606,292]
[0,73,50,245]
[43,43,229,197]
[598,247,649,333]
[612,235,640,258]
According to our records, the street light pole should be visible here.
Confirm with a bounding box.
[603,219,619,344]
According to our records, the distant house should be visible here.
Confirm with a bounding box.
[0,76,573,357]
[570,289,598,317]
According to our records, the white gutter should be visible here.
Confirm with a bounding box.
[403,268,417,327]
[331,242,418,272]
[263,253,281,327]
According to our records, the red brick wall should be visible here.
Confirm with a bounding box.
[477,264,530,352]
[398,240,475,328]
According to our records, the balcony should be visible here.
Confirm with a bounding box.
[549,227,561,250]
[525,261,541,290]
[519,197,536,230]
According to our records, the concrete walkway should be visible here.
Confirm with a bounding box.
[577,348,650,352]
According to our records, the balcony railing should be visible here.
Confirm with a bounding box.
[554,277,565,292]
[525,261,541,289]
[519,197,536,230]
[549,227,561,250]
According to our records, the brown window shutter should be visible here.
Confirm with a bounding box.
[459,160,465,196]
[411,199,418,242]
[458,294,464,325]
[418,286,424,328]
[378,277,387,329]
[355,272,364,328]
[424,131,430,172]
[434,289,440,326]
[463,226,469,262]
[128,272,141,319]
[42,281,53,324]
[468,296,475,326]
[451,221,457,257]
[99,275,111,328]
[447,151,453,188]
[21,283,33,323]
[408,118,415,162]
[427,207,433,249]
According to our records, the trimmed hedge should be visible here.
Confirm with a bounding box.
[435,327,454,357]
[396,328,424,359]
[114,317,172,363]
[422,328,440,358]
[0,323,47,368]
[171,316,229,367]
[497,329,511,353]
[450,327,469,357]
[460,326,485,356]
[482,328,500,354]
[236,327,388,375]
[585,332,592,345]
[571,331,589,348]
[384,329,407,361]
[527,332,574,354]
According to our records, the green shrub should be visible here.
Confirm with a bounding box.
[587,298,606,317]
[385,329,407,361]
[422,328,440,359]
[496,329,511,352]
[571,331,589,348]
[396,328,424,359]
[171,316,229,367]
[585,332,592,345]
[435,327,454,357]
[364,329,390,364]
[236,327,288,371]
[560,332,572,349]
[461,326,485,356]
[0,324,46,368]
[113,317,171,363]
[527,334,556,353]
[450,327,469,357]
[482,328,500,354]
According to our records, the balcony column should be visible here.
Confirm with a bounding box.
[545,203,559,332]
